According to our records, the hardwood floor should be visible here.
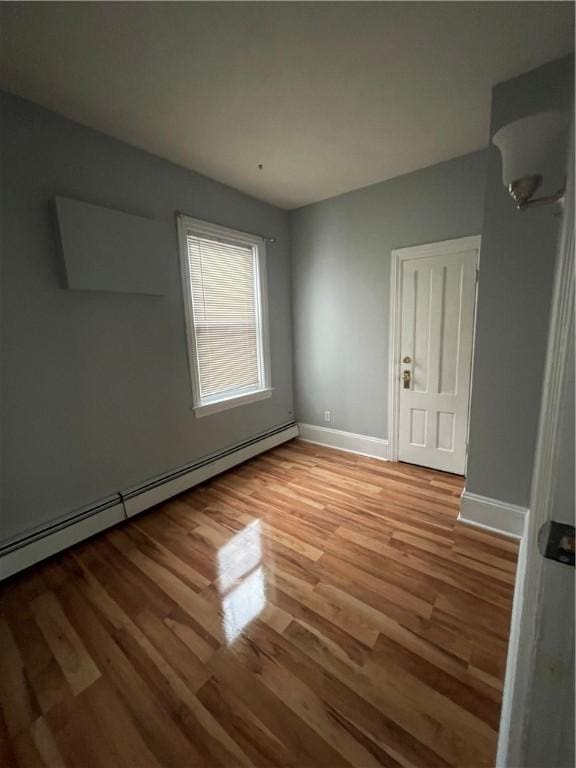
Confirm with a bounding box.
[0,439,519,768]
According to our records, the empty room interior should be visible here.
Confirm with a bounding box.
[0,2,574,767]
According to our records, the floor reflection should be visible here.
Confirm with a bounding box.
[217,518,266,643]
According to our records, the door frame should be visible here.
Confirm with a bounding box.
[387,235,481,467]
[496,128,574,767]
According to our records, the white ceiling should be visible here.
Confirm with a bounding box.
[1,2,573,209]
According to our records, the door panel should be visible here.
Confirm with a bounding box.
[398,247,477,474]
[437,411,455,451]
[410,408,427,446]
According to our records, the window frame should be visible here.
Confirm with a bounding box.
[177,214,272,418]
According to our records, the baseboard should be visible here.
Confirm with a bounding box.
[496,526,529,766]
[298,423,389,461]
[460,488,530,767]
[0,423,298,580]
[0,500,126,581]
[459,490,528,539]
[122,423,299,517]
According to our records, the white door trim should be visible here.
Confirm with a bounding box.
[388,235,481,465]
[496,129,574,767]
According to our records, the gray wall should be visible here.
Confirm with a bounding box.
[0,91,294,543]
[466,57,573,506]
[289,151,487,438]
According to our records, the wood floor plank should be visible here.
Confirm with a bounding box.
[110,524,211,591]
[0,439,518,768]
[1,586,72,717]
[12,731,46,768]
[30,592,101,697]
[45,683,126,768]
[334,525,515,607]
[55,581,205,768]
[0,707,17,768]
[208,647,353,768]
[222,623,385,768]
[372,634,501,730]
[0,617,42,737]
[284,618,497,767]
[197,676,297,768]
[163,607,220,662]
[269,569,381,647]
[124,547,224,641]
[29,717,67,768]
[264,619,449,768]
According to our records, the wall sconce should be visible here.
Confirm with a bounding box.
[492,110,568,210]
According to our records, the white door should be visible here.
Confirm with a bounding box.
[395,237,479,474]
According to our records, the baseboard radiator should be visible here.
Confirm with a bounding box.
[121,422,298,516]
[0,422,298,581]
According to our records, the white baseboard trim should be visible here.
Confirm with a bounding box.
[0,501,126,581]
[298,423,389,461]
[123,423,299,517]
[496,524,529,766]
[459,490,528,539]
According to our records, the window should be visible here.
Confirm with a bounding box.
[178,215,271,416]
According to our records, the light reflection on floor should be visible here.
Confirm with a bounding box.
[217,519,266,643]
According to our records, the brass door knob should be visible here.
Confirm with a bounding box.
[402,356,412,364]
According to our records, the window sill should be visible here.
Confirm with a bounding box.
[193,388,273,418]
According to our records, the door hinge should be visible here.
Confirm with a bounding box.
[475,268,479,285]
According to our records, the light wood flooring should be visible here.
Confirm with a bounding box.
[0,439,519,768]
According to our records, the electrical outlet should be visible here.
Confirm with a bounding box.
[323,410,331,423]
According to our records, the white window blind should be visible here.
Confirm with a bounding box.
[180,217,270,415]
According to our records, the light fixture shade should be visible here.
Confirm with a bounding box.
[492,110,569,187]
